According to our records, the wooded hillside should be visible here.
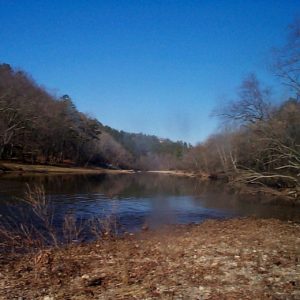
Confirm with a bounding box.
[0,63,188,170]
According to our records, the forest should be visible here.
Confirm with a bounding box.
[182,20,300,191]
[0,20,299,192]
[0,63,189,170]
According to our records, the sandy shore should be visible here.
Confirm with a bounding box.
[0,162,134,176]
[0,218,299,299]
[146,170,202,177]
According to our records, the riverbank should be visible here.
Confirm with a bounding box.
[0,161,134,176]
[1,218,299,299]
[1,162,299,204]
[146,170,201,177]
[148,170,300,204]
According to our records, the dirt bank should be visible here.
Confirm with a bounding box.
[146,170,202,178]
[0,218,299,299]
[0,162,134,176]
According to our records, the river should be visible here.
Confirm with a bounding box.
[0,173,299,236]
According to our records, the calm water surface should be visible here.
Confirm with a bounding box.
[0,173,299,234]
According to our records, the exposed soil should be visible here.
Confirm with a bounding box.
[0,162,133,176]
[0,218,299,299]
[146,170,202,178]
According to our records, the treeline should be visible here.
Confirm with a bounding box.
[183,78,300,189]
[104,126,190,170]
[1,19,299,184]
[0,63,105,166]
[182,20,300,191]
[0,64,188,169]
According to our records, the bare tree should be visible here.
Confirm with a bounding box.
[273,19,300,97]
[216,74,271,125]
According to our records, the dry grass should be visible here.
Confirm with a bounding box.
[0,184,119,254]
[0,218,299,299]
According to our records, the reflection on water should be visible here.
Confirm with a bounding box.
[0,173,299,233]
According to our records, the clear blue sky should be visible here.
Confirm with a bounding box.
[0,1,299,144]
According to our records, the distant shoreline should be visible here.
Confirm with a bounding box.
[0,161,134,176]
[1,162,298,204]
[0,162,202,177]
[146,170,300,205]
[146,170,201,177]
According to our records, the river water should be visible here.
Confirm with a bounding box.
[0,173,299,235]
